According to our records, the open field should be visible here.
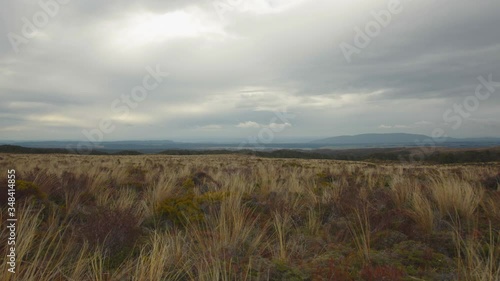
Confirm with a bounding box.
[0,154,499,280]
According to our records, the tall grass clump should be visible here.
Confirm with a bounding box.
[454,224,500,281]
[408,190,435,234]
[389,176,415,209]
[347,207,371,264]
[430,176,484,225]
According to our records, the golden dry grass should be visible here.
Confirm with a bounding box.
[0,153,498,280]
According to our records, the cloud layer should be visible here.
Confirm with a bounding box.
[1,0,500,141]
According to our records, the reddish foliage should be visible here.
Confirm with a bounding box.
[310,258,353,281]
[360,265,404,281]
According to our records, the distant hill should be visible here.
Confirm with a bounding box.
[10,140,175,150]
[0,145,70,154]
[2,135,500,152]
[0,145,142,155]
[312,133,437,145]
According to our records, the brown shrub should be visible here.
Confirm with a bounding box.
[74,206,141,255]
[360,265,404,281]
[481,173,500,190]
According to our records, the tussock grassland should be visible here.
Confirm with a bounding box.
[0,154,499,280]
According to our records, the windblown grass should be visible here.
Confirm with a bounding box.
[0,154,498,280]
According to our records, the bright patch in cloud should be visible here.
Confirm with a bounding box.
[111,113,152,125]
[378,121,433,130]
[269,122,291,131]
[28,114,86,127]
[109,10,225,50]
[8,102,51,109]
[198,124,223,130]
[378,124,393,129]
[236,121,261,128]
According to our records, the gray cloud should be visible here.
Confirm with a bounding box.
[1,0,500,141]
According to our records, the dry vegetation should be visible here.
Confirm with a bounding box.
[0,153,499,281]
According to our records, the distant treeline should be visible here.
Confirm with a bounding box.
[0,145,117,155]
[1,145,500,164]
[425,150,500,164]
[136,148,500,163]
[0,145,75,154]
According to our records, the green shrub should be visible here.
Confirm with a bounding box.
[16,180,47,201]
[157,191,228,226]
[270,260,308,281]
[372,230,408,250]
[158,194,204,226]
[393,240,453,276]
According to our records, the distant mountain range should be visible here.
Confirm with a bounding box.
[312,133,432,144]
[311,133,500,145]
[1,133,500,152]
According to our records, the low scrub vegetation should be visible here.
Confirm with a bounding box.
[0,154,499,280]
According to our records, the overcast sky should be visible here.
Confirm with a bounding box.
[1,0,500,142]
